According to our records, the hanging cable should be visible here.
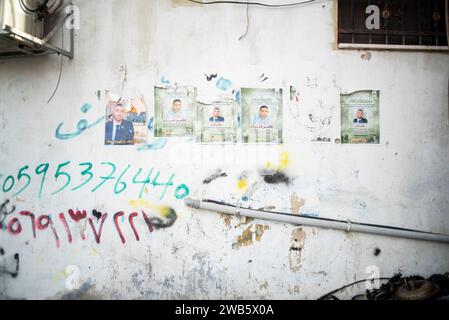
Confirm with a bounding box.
[187,0,322,8]
[238,1,250,40]
[47,28,64,104]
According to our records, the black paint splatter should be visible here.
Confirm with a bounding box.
[203,170,228,184]
[144,208,177,230]
[263,172,291,185]
[92,210,102,221]
[0,252,20,278]
[374,248,381,256]
[259,74,268,82]
[0,199,16,225]
[11,254,19,278]
[0,247,4,255]
[205,74,218,82]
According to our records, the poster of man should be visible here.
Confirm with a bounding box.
[196,100,237,143]
[104,92,148,146]
[241,88,283,144]
[154,86,196,137]
[341,90,380,144]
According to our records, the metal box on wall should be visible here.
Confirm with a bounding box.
[0,0,73,59]
[0,0,44,38]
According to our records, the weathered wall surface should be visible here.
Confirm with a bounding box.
[0,0,448,300]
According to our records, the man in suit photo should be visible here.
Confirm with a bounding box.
[105,102,135,145]
[164,99,187,122]
[252,105,273,128]
[209,107,225,123]
[353,109,368,124]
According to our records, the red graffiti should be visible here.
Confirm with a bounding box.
[68,209,87,222]
[7,218,22,235]
[37,215,60,248]
[142,211,154,233]
[88,214,108,244]
[129,212,140,241]
[0,208,177,248]
[113,211,126,244]
[59,213,72,244]
[19,211,36,238]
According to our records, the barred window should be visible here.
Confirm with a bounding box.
[338,0,449,50]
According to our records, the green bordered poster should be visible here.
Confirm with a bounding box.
[341,90,380,144]
[154,86,196,137]
[196,99,237,144]
[241,88,283,144]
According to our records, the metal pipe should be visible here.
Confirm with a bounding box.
[184,198,449,244]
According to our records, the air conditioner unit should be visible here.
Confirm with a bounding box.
[0,0,73,59]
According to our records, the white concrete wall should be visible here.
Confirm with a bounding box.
[0,0,448,300]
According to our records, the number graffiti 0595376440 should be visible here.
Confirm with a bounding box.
[0,162,190,201]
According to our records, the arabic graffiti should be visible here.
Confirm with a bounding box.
[0,248,20,278]
[0,161,190,201]
[205,73,218,82]
[0,199,16,227]
[0,208,178,248]
[55,103,104,140]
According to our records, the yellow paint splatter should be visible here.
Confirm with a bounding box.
[264,161,274,169]
[90,247,99,257]
[263,151,291,172]
[237,179,248,191]
[128,199,171,217]
[279,152,290,170]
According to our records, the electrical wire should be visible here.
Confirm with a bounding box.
[47,28,64,104]
[201,199,449,237]
[187,0,321,7]
[238,1,250,40]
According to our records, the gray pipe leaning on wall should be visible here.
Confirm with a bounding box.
[184,198,449,244]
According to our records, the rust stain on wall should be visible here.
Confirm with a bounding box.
[233,226,254,249]
[232,224,271,250]
[222,214,232,228]
[291,193,306,215]
[289,228,306,273]
[259,280,269,290]
[255,225,270,242]
[236,216,255,228]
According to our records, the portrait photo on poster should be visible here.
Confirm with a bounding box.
[104,91,148,146]
[196,97,237,144]
[154,86,197,138]
[340,90,380,144]
[241,88,283,144]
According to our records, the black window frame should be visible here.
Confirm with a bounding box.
[337,0,449,51]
